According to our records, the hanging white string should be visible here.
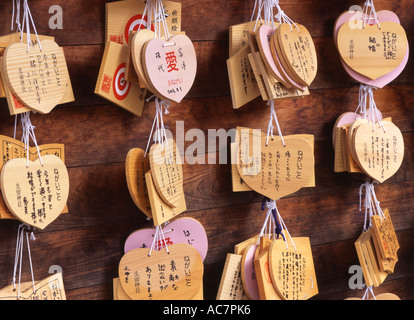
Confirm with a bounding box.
[250,0,263,22]
[266,100,285,147]
[17,112,43,167]
[354,85,385,132]
[256,201,276,244]
[362,285,376,300]
[273,201,297,251]
[359,182,385,232]
[259,199,297,251]
[362,0,381,30]
[144,97,171,156]
[138,0,170,40]
[21,0,42,53]
[274,0,299,32]
[12,224,36,299]
[11,0,23,33]
[148,226,170,256]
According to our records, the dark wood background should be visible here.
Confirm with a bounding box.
[0,0,413,300]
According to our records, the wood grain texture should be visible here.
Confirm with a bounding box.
[0,0,412,301]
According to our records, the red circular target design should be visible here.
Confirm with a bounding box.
[113,63,131,101]
[124,14,155,44]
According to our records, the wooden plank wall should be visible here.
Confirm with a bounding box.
[0,0,413,300]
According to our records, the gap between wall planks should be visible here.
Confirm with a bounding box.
[0,0,413,300]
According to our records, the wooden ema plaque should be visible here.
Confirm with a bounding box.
[1,155,69,230]
[229,21,263,57]
[230,142,252,192]
[106,0,182,45]
[142,34,197,103]
[337,21,408,80]
[145,170,187,226]
[355,229,390,287]
[2,40,69,114]
[334,11,409,89]
[0,272,66,300]
[254,237,283,300]
[371,208,399,260]
[0,57,74,116]
[129,29,155,88]
[227,45,261,109]
[247,31,309,101]
[275,23,318,87]
[236,127,315,200]
[118,243,203,300]
[216,253,248,300]
[352,121,404,183]
[0,135,68,220]
[125,148,152,218]
[268,237,318,300]
[95,41,146,116]
[149,140,184,209]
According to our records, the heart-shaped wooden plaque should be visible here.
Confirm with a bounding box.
[352,121,404,183]
[118,243,203,300]
[0,155,69,229]
[337,21,408,80]
[142,34,197,103]
[2,40,69,114]
[236,128,314,200]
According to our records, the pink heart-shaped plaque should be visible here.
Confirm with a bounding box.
[124,217,208,261]
[334,10,409,88]
[142,34,197,103]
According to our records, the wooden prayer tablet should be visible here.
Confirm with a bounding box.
[334,11,409,88]
[237,128,315,200]
[371,230,398,273]
[371,208,399,260]
[247,52,270,101]
[0,155,69,229]
[254,248,283,300]
[0,272,66,300]
[337,21,408,80]
[253,51,309,100]
[230,142,253,192]
[352,121,404,183]
[229,21,264,57]
[2,40,69,114]
[145,170,187,226]
[0,135,68,220]
[125,31,140,84]
[241,244,260,300]
[268,237,318,300]
[216,253,248,300]
[355,231,374,287]
[125,148,152,218]
[256,24,291,88]
[332,112,361,147]
[270,33,308,91]
[105,0,182,45]
[113,278,130,300]
[124,217,208,261]
[130,29,156,89]
[363,229,388,287]
[276,23,318,87]
[149,139,184,209]
[95,41,146,116]
[227,45,261,109]
[142,34,197,103]
[118,243,203,300]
